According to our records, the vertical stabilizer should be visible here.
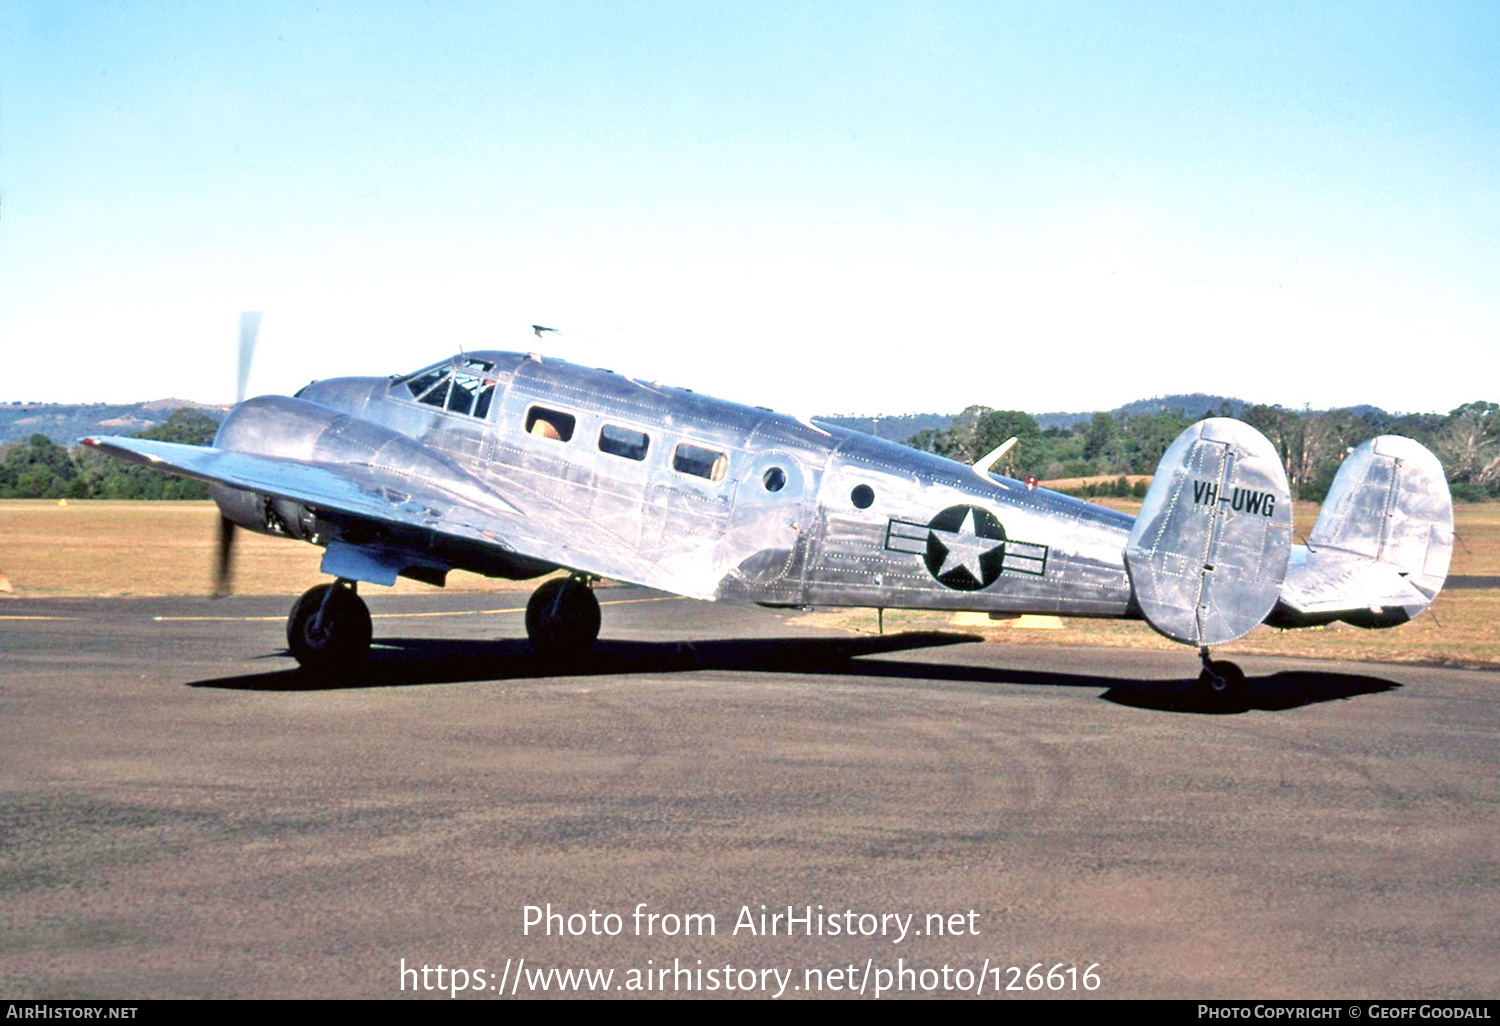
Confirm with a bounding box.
[1308,435,1453,595]
[1126,418,1294,646]
[1272,436,1452,628]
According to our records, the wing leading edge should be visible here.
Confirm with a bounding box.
[82,435,521,542]
[80,435,729,599]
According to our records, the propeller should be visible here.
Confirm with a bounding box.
[214,311,262,597]
[237,311,261,404]
[212,514,236,598]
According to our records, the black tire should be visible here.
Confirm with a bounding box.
[287,584,372,671]
[525,578,601,660]
[1197,659,1248,710]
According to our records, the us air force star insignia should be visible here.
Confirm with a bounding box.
[924,504,1006,591]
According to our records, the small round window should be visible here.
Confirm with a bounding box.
[763,467,787,492]
[851,484,875,509]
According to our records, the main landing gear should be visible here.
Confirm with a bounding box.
[525,575,601,661]
[283,573,602,672]
[287,580,372,671]
[1196,647,1248,710]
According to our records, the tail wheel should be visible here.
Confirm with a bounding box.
[1197,658,1248,710]
[287,583,372,671]
[525,577,601,660]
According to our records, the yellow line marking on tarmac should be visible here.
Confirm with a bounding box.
[150,595,684,623]
[152,615,285,622]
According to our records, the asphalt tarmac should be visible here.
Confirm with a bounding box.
[2,588,1496,1000]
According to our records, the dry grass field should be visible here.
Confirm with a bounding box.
[0,500,528,597]
[1084,496,1500,576]
[3,498,1497,667]
[794,499,1500,669]
[1037,473,1153,492]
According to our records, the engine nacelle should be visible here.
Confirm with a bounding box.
[209,394,392,539]
[209,393,498,534]
[208,394,553,583]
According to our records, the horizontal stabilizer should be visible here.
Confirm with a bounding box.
[1271,435,1452,629]
[1126,418,1293,646]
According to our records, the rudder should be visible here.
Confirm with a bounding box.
[1307,435,1453,594]
[1126,418,1294,646]
[1271,435,1452,629]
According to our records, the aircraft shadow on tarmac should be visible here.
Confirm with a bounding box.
[186,631,1402,714]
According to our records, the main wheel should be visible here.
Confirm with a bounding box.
[287,583,372,671]
[525,577,601,660]
[1197,658,1248,710]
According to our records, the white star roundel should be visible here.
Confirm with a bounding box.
[924,505,1007,590]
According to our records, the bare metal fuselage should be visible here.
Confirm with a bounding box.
[213,351,1137,617]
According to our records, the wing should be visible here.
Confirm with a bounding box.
[83,435,521,540]
[81,435,724,598]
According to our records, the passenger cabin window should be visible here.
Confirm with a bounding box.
[599,424,649,461]
[526,406,575,442]
[674,442,728,482]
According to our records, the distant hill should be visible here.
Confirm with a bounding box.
[825,396,1400,438]
[819,395,1258,438]
[0,400,228,446]
[1034,394,1250,430]
[3,395,1399,448]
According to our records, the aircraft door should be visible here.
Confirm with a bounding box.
[638,439,739,596]
[724,448,816,604]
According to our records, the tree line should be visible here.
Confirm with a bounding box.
[3,401,1497,503]
[0,409,217,500]
[906,401,1500,502]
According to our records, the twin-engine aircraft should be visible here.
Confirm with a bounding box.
[84,324,1453,706]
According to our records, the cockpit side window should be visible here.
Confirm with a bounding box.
[525,406,575,442]
[448,380,474,417]
[396,363,496,419]
[416,372,452,408]
[447,372,495,419]
[472,383,495,420]
[403,368,449,404]
[673,442,728,482]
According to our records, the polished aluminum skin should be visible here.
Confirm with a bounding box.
[83,349,1454,648]
[1126,418,1293,646]
[1271,435,1454,629]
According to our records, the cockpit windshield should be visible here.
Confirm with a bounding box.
[396,358,497,420]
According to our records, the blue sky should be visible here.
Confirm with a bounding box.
[2,1,1496,415]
